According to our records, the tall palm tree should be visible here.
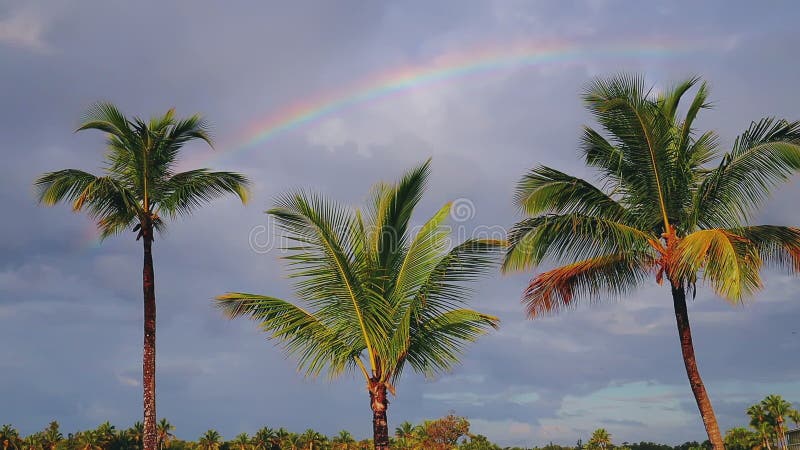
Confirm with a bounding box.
[156,419,175,450]
[198,430,222,450]
[764,395,793,450]
[34,103,250,450]
[503,75,800,449]
[217,160,502,450]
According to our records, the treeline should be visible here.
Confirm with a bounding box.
[4,402,794,450]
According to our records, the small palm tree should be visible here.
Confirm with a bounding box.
[35,103,250,450]
[129,422,144,450]
[40,422,62,450]
[301,429,325,450]
[332,431,356,450]
[749,404,775,450]
[156,419,175,450]
[198,430,222,450]
[588,429,612,450]
[504,75,800,449]
[252,427,276,450]
[0,426,20,450]
[283,434,303,450]
[788,409,800,428]
[77,431,103,450]
[763,395,793,450]
[232,433,251,450]
[217,160,502,449]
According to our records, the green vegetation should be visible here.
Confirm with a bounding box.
[215,160,502,449]
[503,75,800,448]
[34,103,251,450]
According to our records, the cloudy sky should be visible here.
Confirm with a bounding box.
[2,1,799,446]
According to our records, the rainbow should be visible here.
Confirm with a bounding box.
[80,38,707,248]
[213,38,703,161]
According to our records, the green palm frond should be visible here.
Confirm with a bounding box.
[732,225,800,273]
[694,118,800,228]
[503,213,655,272]
[158,169,249,218]
[514,166,627,219]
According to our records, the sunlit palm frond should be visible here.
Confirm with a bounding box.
[733,225,800,273]
[522,253,655,318]
[672,229,763,301]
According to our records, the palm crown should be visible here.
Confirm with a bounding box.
[35,102,248,238]
[216,160,501,448]
[504,75,800,313]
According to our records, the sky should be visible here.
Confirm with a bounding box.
[1,1,799,447]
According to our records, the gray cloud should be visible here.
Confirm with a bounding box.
[2,0,799,446]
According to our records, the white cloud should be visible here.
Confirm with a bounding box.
[0,6,51,52]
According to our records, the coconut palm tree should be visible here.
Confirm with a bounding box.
[40,422,62,450]
[156,419,175,450]
[503,75,800,449]
[283,434,303,450]
[788,409,800,429]
[252,427,276,450]
[0,426,20,450]
[34,103,250,450]
[588,429,612,450]
[232,433,251,450]
[129,422,144,450]
[300,429,325,450]
[198,430,222,450]
[394,422,415,450]
[332,431,357,450]
[749,404,775,450]
[217,160,502,450]
[77,431,103,450]
[764,395,793,450]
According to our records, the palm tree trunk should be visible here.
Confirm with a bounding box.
[368,379,390,450]
[142,225,157,450]
[671,282,723,449]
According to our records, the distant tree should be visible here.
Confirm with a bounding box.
[332,431,357,450]
[587,429,612,450]
[459,434,500,450]
[724,427,760,450]
[39,422,62,450]
[789,409,800,429]
[252,428,276,450]
[231,433,250,450]
[422,414,470,450]
[198,430,222,450]
[763,395,793,450]
[1,425,20,450]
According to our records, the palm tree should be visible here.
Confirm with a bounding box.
[198,430,222,450]
[40,422,62,450]
[77,431,103,450]
[283,434,303,450]
[789,409,800,429]
[0,426,20,450]
[763,395,793,450]
[749,404,775,450]
[216,160,502,450]
[232,433,251,450]
[394,422,415,450]
[156,419,175,450]
[724,427,760,450]
[332,431,356,450]
[588,429,612,450]
[252,427,276,450]
[301,429,325,450]
[503,75,800,449]
[129,422,144,450]
[34,103,250,450]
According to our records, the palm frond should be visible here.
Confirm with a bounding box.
[733,225,800,273]
[672,229,763,301]
[158,169,249,218]
[523,253,654,318]
[503,213,655,272]
[693,118,800,228]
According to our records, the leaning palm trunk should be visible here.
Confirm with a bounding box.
[142,223,157,450]
[671,283,722,448]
